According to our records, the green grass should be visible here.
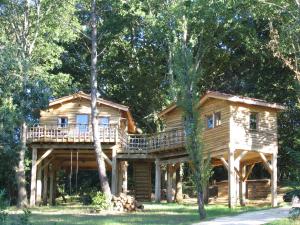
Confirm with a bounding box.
[266,218,300,225]
[7,202,271,225]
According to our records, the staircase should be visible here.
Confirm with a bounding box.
[133,162,152,201]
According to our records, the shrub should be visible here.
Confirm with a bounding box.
[283,189,300,202]
[81,194,92,205]
[289,208,300,220]
[91,192,109,210]
[0,189,8,224]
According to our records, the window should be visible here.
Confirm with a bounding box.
[250,112,258,131]
[206,115,214,129]
[99,116,110,127]
[76,114,89,132]
[214,112,221,127]
[57,117,68,128]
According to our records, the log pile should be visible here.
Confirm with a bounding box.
[112,193,144,212]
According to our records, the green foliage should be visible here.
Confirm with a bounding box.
[91,192,109,210]
[0,189,8,224]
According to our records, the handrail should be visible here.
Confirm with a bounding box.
[26,123,185,153]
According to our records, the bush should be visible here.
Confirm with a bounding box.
[91,192,109,210]
[283,189,300,202]
[289,208,300,220]
[81,194,92,205]
[0,189,8,224]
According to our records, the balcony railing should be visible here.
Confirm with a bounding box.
[27,124,118,143]
[119,128,185,152]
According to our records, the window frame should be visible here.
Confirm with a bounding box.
[249,112,259,131]
[57,117,68,128]
[206,114,214,129]
[214,112,222,127]
[99,116,110,127]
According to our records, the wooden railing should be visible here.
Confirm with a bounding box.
[119,128,185,152]
[27,124,118,143]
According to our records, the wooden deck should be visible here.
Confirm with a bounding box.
[27,124,118,143]
[27,124,185,153]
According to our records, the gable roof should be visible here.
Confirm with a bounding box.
[48,91,136,133]
[158,91,285,118]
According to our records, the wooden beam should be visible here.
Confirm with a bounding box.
[271,152,278,207]
[36,149,53,166]
[258,152,273,174]
[235,151,248,165]
[228,150,237,208]
[30,148,37,206]
[155,158,161,203]
[243,164,255,182]
[160,156,189,165]
[41,156,54,171]
[166,164,174,203]
[239,164,246,206]
[111,146,117,195]
[36,165,42,205]
[42,165,48,205]
[102,152,112,166]
[220,157,229,170]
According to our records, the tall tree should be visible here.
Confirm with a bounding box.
[0,0,78,206]
[90,0,111,200]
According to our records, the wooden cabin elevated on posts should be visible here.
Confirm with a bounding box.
[26,91,284,208]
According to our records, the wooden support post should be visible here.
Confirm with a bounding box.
[122,161,128,194]
[175,163,183,203]
[42,165,48,205]
[239,164,246,206]
[155,158,161,203]
[111,146,118,195]
[30,148,37,206]
[228,149,237,208]
[36,165,42,205]
[167,164,174,203]
[49,163,57,206]
[271,152,278,207]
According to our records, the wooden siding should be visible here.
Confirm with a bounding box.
[40,98,122,127]
[230,103,278,153]
[201,99,231,155]
[162,107,183,131]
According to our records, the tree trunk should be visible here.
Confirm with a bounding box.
[16,122,28,207]
[90,0,111,200]
[196,187,206,220]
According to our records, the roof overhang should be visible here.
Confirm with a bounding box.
[47,91,136,133]
[158,91,286,118]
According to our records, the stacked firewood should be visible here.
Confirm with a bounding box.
[112,193,144,212]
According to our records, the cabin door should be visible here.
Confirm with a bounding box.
[76,114,89,135]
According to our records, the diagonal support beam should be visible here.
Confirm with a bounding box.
[36,148,53,166]
[243,164,255,182]
[41,156,54,171]
[258,152,273,174]
[235,151,248,165]
[102,152,112,166]
[220,157,242,179]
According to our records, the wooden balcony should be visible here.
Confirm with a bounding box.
[26,124,118,143]
[119,128,185,153]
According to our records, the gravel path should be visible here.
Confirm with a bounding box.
[196,206,291,225]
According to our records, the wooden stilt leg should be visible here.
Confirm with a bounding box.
[155,158,161,203]
[42,165,48,205]
[175,163,183,203]
[271,152,278,207]
[122,162,128,194]
[228,149,236,208]
[111,146,117,195]
[36,165,42,205]
[239,164,246,206]
[167,164,173,203]
[30,148,37,206]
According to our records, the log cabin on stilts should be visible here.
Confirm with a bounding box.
[27,91,285,208]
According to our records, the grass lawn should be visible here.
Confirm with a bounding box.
[7,202,271,225]
[266,218,300,225]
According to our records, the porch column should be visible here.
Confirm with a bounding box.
[42,165,48,205]
[30,148,37,206]
[175,163,183,203]
[228,149,237,208]
[271,152,278,207]
[167,164,174,203]
[239,164,246,206]
[36,165,42,205]
[155,158,161,203]
[111,146,118,195]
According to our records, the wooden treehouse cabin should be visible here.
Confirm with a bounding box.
[27,91,284,208]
